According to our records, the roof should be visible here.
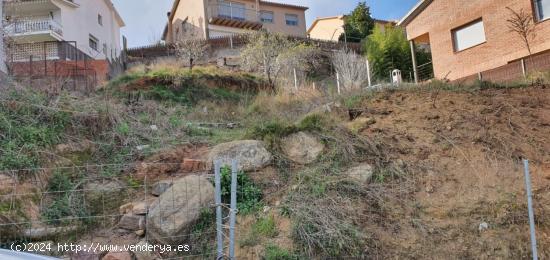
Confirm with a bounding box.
[260,1,309,10]
[104,0,125,27]
[307,15,345,34]
[397,0,433,27]
[307,15,396,34]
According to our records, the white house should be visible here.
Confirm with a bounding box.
[2,0,124,74]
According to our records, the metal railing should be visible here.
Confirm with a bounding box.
[208,3,259,23]
[4,19,63,36]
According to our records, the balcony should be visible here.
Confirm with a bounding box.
[4,19,63,42]
[208,3,262,30]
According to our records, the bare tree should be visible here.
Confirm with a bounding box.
[506,7,536,57]
[331,49,369,90]
[174,31,209,71]
[240,31,293,87]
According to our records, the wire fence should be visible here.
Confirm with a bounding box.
[0,161,221,259]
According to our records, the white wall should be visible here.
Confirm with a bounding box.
[0,0,7,73]
[55,0,123,61]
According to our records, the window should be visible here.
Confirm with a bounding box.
[89,34,98,51]
[534,0,550,21]
[285,14,298,26]
[452,19,486,52]
[98,14,103,26]
[260,11,274,23]
[219,1,246,20]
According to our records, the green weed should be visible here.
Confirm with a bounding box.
[263,244,299,260]
[220,166,262,214]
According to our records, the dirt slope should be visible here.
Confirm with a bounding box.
[354,86,550,258]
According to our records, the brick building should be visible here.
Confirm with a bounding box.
[399,0,550,81]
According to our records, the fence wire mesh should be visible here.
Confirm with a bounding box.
[0,162,222,259]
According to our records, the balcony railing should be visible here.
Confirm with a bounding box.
[208,3,262,30]
[4,19,63,37]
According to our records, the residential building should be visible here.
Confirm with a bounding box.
[307,15,396,42]
[162,0,308,43]
[2,0,125,79]
[399,0,550,81]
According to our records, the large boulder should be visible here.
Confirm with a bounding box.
[207,140,272,171]
[281,132,324,164]
[344,163,374,183]
[146,175,214,245]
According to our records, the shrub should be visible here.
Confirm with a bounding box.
[264,244,299,260]
[220,166,262,214]
[252,215,278,238]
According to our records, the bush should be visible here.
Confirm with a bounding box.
[220,166,262,214]
[42,171,88,224]
[252,215,278,238]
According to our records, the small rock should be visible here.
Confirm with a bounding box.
[344,163,374,183]
[135,230,145,237]
[281,132,324,164]
[102,251,132,260]
[151,180,173,196]
[132,202,149,215]
[119,214,145,231]
[150,125,158,131]
[479,222,489,232]
[120,202,149,215]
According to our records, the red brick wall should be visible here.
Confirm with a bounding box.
[10,59,110,82]
[455,49,550,84]
[405,0,550,80]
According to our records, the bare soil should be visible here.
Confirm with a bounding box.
[353,86,550,259]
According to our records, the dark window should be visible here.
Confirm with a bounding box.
[534,0,550,20]
[89,35,99,51]
[260,11,274,23]
[285,14,298,26]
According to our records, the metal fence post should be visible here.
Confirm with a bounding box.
[293,68,298,91]
[523,159,538,260]
[214,160,224,259]
[366,58,372,87]
[521,58,527,78]
[336,72,341,94]
[229,160,238,259]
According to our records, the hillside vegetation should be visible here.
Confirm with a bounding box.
[0,66,549,259]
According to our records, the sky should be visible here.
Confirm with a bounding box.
[111,0,419,47]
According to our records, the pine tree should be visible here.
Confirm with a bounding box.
[339,2,375,43]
